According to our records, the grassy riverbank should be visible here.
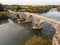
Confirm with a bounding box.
[26,5,53,13]
[0,11,8,20]
[5,5,53,13]
[57,6,60,11]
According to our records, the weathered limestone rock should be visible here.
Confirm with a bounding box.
[8,10,60,45]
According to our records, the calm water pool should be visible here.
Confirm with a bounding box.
[0,19,32,45]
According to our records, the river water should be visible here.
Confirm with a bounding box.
[36,8,60,39]
[0,19,33,45]
[39,8,60,21]
[0,8,60,45]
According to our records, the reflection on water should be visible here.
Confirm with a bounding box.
[32,22,56,40]
[39,22,56,39]
[37,8,60,21]
[0,19,8,25]
[37,8,60,39]
[0,19,33,45]
[48,8,58,12]
[41,8,60,21]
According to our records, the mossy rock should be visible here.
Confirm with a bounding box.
[25,35,52,45]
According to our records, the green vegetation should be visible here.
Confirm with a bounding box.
[15,5,22,11]
[4,5,53,13]
[0,11,8,19]
[25,35,52,45]
[9,6,15,11]
[0,4,4,12]
[57,6,60,11]
[0,4,8,20]
[26,5,53,13]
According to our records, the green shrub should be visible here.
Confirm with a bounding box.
[0,11,8,19]
[57,6,60,11]
[25,35,52,45]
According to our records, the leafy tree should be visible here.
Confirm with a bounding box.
[0,3,4,12]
